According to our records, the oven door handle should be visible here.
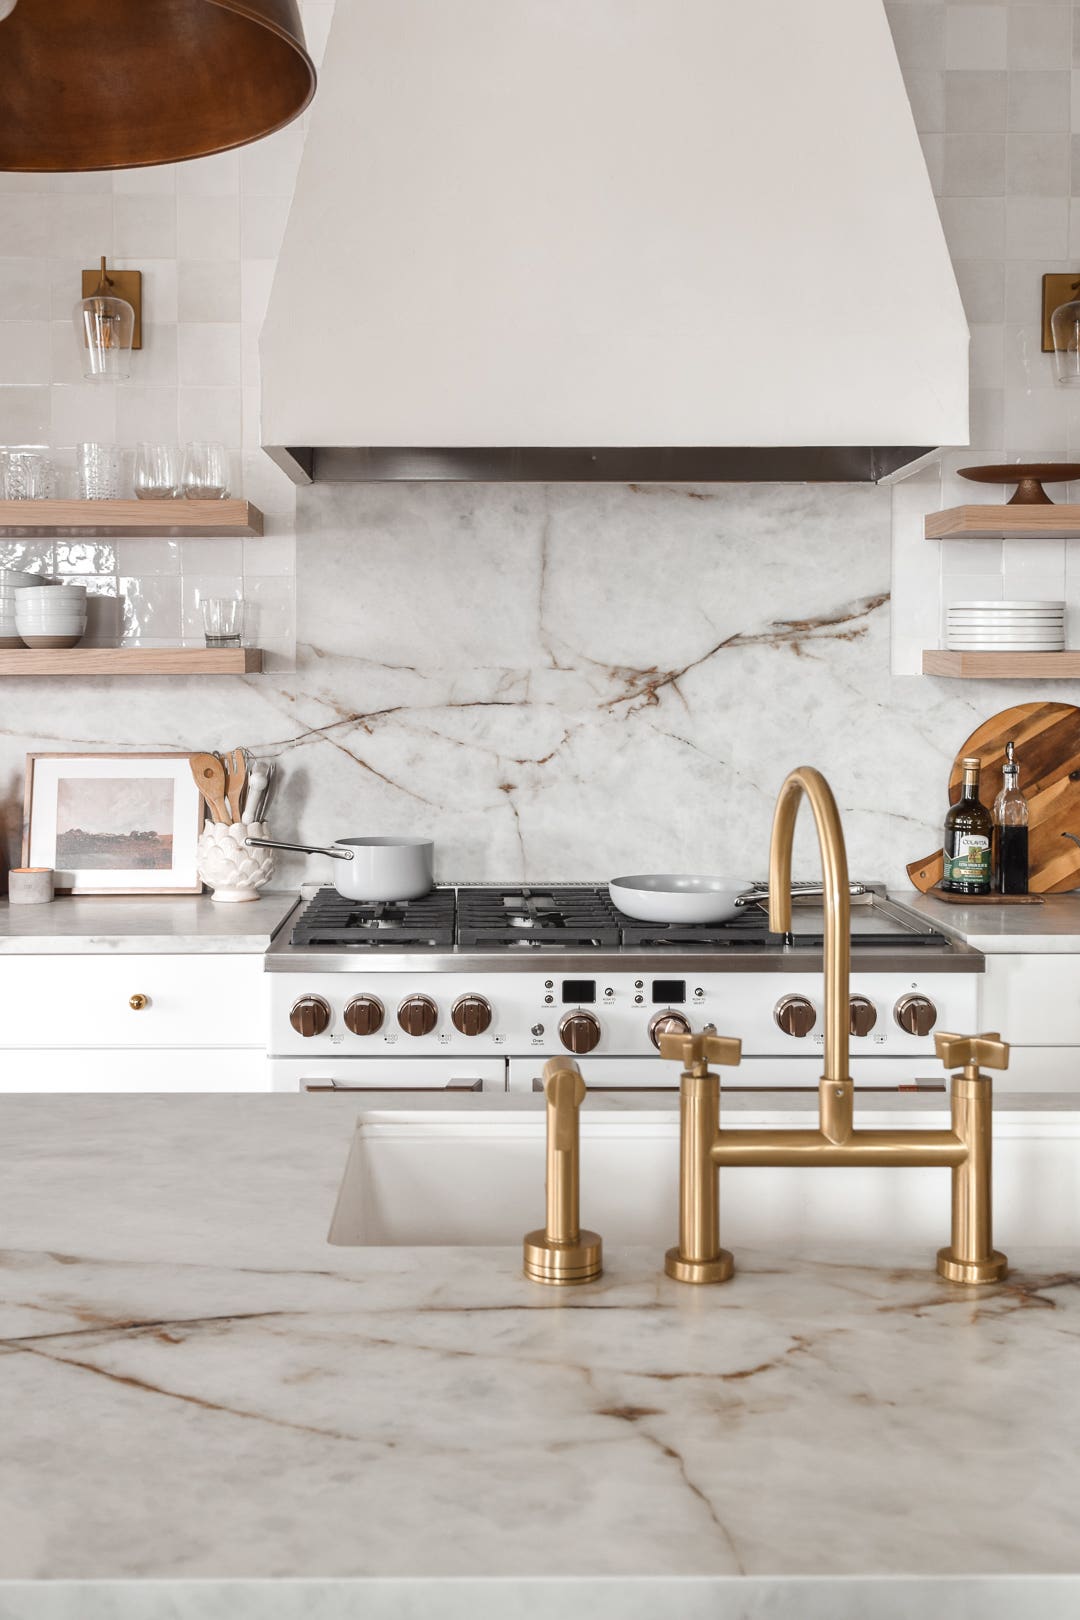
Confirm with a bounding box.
[303,1077,485,1093]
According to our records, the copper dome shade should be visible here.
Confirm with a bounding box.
[0,0,315,171]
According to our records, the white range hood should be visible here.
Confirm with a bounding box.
[261,0,967,484]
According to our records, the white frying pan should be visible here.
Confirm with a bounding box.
[609,874,752,925]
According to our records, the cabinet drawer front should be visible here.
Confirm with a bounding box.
[0,1047,268,1091]
[0,955,265,1048]
[979,957,1080,1046]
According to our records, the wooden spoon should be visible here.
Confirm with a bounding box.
[189,752,230,825]
[223,747,248,824]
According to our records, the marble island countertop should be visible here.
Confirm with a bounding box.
[0,890,298,953]
[0,1095,1077,1620]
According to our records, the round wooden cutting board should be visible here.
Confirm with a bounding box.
[906,701,1080,894]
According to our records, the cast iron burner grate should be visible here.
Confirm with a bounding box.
[456,885,623,948]
[618,909,783,949]
[290,887,456,949]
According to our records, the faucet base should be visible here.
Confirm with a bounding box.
[523,1230,603,1285]
[936,1248,1008,1286]
[664,1247,734,1285]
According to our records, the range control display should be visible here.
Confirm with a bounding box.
[652,979,686,1004]
[562,979,596,1004]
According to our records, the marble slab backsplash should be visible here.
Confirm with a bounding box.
[3,477,1076,890]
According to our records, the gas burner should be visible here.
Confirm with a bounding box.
[290,888,455,949]
[456,886,622,948]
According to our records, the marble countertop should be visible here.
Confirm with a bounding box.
[0,890,298,953]
[0,1094,1076,1619]
[890,889,1080,952]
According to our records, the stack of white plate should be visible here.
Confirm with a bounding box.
[946,600,1065,653]
[15,583,88,649]
[0,568,50,648]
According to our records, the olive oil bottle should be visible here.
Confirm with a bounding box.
[942,756,992,895]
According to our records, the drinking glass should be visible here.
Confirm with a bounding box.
[76,442,124,500]
[2,450,54,499]
[182,442,230,500]
[201,596,244,647]
[133,443,180,500]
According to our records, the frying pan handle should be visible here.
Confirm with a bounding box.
[244,837,354,861]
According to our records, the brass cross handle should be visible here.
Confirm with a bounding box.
[934,1031,1009,1073]
[658,1026,742,1072]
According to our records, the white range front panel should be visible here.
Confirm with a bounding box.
[270,969,979,1093]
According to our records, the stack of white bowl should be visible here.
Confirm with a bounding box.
[946,599,1065,653]
[15,584,88,649]
[0,568,50,648]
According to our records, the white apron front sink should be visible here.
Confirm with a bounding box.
[328,1106,1080,1252]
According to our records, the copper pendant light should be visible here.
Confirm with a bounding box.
[0,0,315,172]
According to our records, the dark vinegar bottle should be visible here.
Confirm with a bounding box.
[942,756,992,895]
[993,740,1029,895]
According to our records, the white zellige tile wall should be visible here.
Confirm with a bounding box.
[0,1,334,665]
[887,0,1080,671]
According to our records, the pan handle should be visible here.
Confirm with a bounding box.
[244,837,354,861]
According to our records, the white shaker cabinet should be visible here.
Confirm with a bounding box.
[977,956,1080,1092]
[0,954,269,1092]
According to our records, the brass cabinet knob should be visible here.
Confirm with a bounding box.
[343,995,383,1037]
[894,993,937,1037]
[849,995,877,1037]
[774,994,816,1038]
[129,992,149,1011]
[290,994,331,1038]
[559,1010,601,1054]
[648,1009,690,1050]
[451,993,493,1036]
[398,994,438,1036]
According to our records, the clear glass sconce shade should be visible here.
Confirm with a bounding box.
[1051,299,1080,386]
[72,293,134,381]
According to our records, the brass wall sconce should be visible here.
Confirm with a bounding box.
[74,258,141,382]
[1041,272,1080,384]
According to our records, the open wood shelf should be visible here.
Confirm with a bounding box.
[0,499,263,537]
[0,648,262,675]
[925,505,1080,540]
[923,650,1080,679]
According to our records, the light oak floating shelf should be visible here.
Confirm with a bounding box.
[0,499,263,537]
[925,505,1080,540]
[0,648,262,675]
[923,650,1080,679]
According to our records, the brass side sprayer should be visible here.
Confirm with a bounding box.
[523,1057,603,1285]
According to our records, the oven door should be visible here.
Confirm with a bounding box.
[272,1057,508,1094]
[508,1056,945,1095]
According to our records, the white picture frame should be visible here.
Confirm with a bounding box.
[23,753,204,895]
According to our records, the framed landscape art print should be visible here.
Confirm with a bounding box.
[23,754,204,895]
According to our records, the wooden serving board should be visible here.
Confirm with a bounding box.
[925,885,1044,906]
[906,702,1080,894]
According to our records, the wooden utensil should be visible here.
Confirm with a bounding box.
[189,752,231,825]
[222,747,247,823]
[906,702,1080,894]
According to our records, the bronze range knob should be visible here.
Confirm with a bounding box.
[344,995,384,1037]
[849,995,877,1038]
[774,994,816,1038]
[398,994,439,1037]
[649,1009,691,1050]
[451,994,493,1036]
[894,994,937,1037]
[559,1010,601,1055]
[290,994,331,1038]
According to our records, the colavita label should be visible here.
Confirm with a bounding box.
[944,833,990,886]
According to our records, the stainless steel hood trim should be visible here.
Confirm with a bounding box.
[265,445,936,487]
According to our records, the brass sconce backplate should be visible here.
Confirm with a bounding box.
[81,266,142,349]
[1041,272,1080,352]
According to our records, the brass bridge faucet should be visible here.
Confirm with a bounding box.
[661,765,1009,1287]
[523,1056,603,1285]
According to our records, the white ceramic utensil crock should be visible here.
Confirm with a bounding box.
[199,820,275,902]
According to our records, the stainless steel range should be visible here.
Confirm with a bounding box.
[266,883,983,1095]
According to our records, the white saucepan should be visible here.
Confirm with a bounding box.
[245,834,434,902]
[609,874,752,925]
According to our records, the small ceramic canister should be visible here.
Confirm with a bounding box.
[8,867,54,904]
[197,820,274,903]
